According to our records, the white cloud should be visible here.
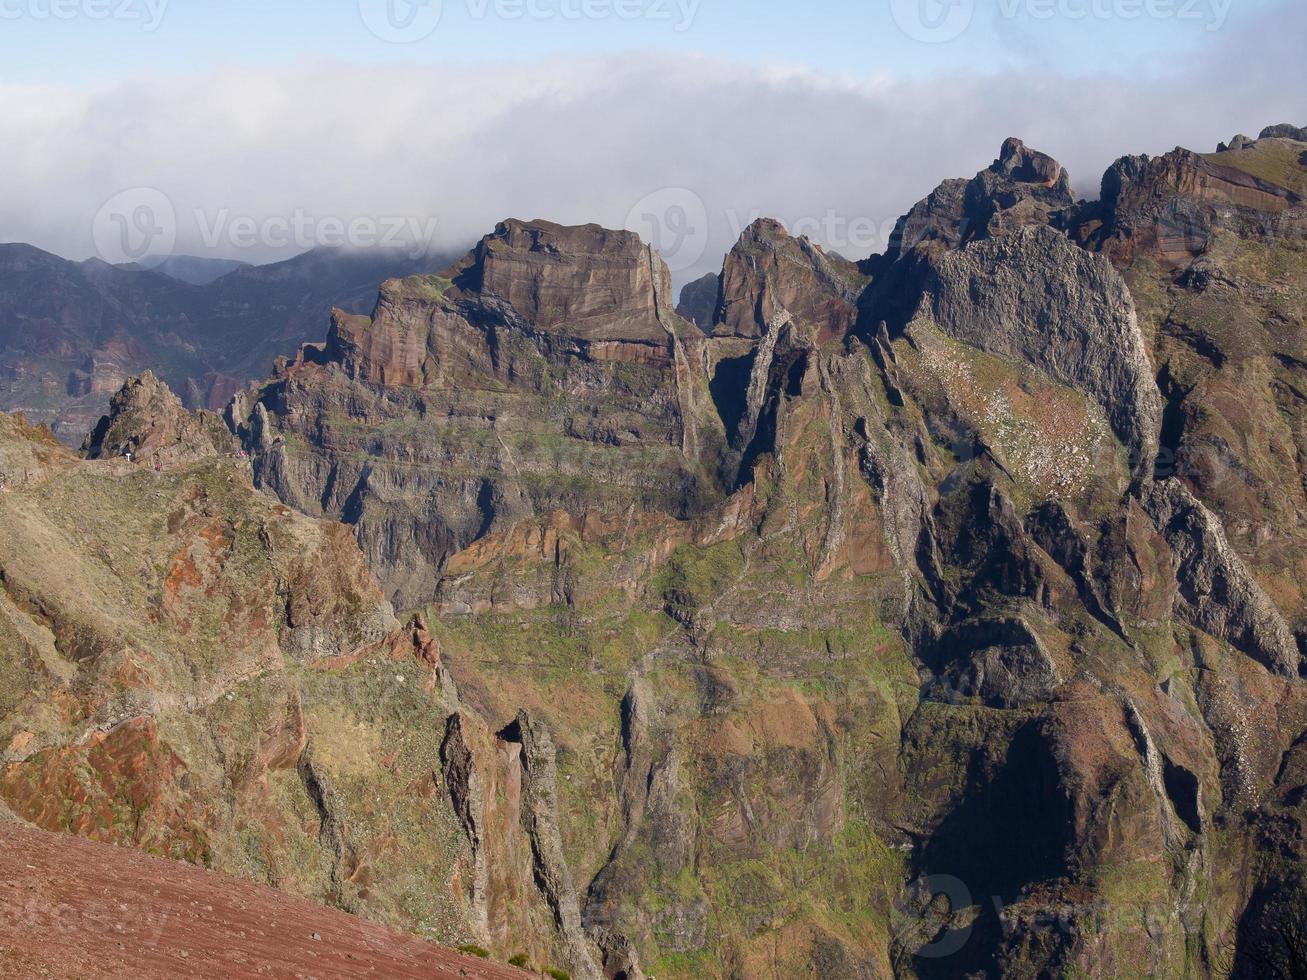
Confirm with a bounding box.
[0,2,1303,289]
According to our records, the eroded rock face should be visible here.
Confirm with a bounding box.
[82,370,237,466]
[1259,122,1307,141]
[1085,145,1306,266]
[886,138,1074,259]
[1080,131,1307,647]
[715,218,863,342]
[7,129,1307,980]
[1144,478,1300,676]
[232,219,723,607]
[919,225,1163,476]
[454,219,672,345]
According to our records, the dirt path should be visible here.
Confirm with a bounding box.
[0,822,532,979]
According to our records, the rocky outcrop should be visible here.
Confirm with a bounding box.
[232,220,722,607]
[1144,480,1300,676]
[453,219,673,345]
[918,225,1162,476]
[714,218,861,342]
[502,710,604,980]
[887,176,972,256]
[964,137,1074,240]
[1259,123,1307,141]
[886,138,1073,259]
[441,713,492,939]
[82,370,237,466]
[1084,145,1306,266]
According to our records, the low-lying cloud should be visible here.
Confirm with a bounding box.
[1,1,1303,286]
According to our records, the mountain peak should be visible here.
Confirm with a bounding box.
[994,137,1068,188]
[887,137,1073,258]
[447,217,674,343]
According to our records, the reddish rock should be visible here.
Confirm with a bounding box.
[81,370,237,467]
[715,218,862,342]
[0,821,531,979]
[451,218,675,344]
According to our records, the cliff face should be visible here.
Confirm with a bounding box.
[229,220,728,610]
[1074,131,1307,660]
[3,127,1307,980]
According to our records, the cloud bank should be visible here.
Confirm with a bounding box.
[1,2,1304,286]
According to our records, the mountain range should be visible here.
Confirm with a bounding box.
[0,244,457,442]
[1,122,1306,979]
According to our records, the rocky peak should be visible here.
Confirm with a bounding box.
[887,138,1074,258]
[82,370,236,466]
[1087,144,1305,266]
[714,218,861,341]
[992,136,1068,187]
[448,218,676,344]
[232,217,721,608]
[963,137,1074,240]
[1216,134,1257,153]
[1258,122,1307,142]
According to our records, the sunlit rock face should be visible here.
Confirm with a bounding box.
[5,131,1307,980]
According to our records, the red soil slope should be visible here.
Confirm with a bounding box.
[0,821,532,979]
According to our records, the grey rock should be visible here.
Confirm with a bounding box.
[886,139,1073,259]
[507,710,605,980]
[1258,123,1307,142]
[930,616,1064,709]
[1144,480,1300,676]
[440,713,491,940]
[675,272,719,330]
[920,225,1162,478]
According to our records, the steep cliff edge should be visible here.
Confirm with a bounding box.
[2,129,1306,980]
[230,220,725,609]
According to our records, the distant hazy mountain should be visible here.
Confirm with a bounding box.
[119,254,251,286]
[0,244,460,441]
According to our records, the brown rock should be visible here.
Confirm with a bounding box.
[451,218,674,344]
[715,218,862,342]
[81,371,237,467]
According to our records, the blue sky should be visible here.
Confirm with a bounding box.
[0,0,1279,86]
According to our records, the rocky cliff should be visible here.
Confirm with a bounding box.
[228,219,727,609]
[2,126,1307,979]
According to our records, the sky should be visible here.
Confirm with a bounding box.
[0,0,1303,286]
